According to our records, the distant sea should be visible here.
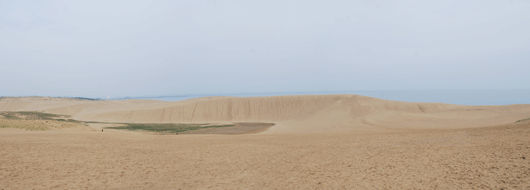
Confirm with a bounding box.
[113,90,530,106]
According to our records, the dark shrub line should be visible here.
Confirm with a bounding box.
[106,123,234,133]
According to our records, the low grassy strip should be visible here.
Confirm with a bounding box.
[0,111,85,131]
[17,111,70,120]
[515,117,530,123]
[105,123,234,133]
[0,112,21,119]
[0,111,71,120]
[0,111,235,133]
[0,118,85,131]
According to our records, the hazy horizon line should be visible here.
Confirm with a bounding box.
[3,88,530,99]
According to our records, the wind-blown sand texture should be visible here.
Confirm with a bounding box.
[1,95,529,133]
[1,95,530,189]
[0,117,86,131]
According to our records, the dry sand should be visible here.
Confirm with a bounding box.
[2,95,529,133]
[1,95,530,189]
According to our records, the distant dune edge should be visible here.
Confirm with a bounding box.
[1,95,529,134]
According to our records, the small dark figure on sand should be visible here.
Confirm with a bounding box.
[102,129,103,132]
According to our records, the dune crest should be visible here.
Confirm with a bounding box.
[1,95,529,134]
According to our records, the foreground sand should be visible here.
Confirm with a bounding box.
[1,122,529,189]
[1,95,530,189]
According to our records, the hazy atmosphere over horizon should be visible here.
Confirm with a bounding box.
[1,0,529,97]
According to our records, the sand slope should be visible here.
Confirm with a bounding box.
[1,122,529,189]
[2,96,530,189]
[1,95,530,134]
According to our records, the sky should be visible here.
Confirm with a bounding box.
[1,0,529,97]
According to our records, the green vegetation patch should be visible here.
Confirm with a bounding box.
[515,117,530,123]
[106,123,234,133]
[16,111,69,120]
[55,118,82,123]
[0,111,236,134]
[0,111,76,122]
[0,112,21,119]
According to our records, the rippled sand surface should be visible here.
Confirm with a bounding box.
[1,121,529,189]
[1,96,529,189]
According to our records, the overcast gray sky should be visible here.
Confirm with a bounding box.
[1,0,529,97]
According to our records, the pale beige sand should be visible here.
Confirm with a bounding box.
[1,95,530,189]
[1,122,529,189]
[2,95,530,134]
[0,117,88,131]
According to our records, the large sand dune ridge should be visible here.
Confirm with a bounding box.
[1,95,530,134]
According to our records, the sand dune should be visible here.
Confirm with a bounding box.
[2,95,530,189]
[1,95,530,134]
[1,121,530,189]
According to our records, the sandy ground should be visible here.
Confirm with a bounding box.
[0,117,88,131]
[1,96,530,189]
[1,122,529,189]
[2,95,530,134]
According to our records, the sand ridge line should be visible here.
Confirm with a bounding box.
[2,95,530,134]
